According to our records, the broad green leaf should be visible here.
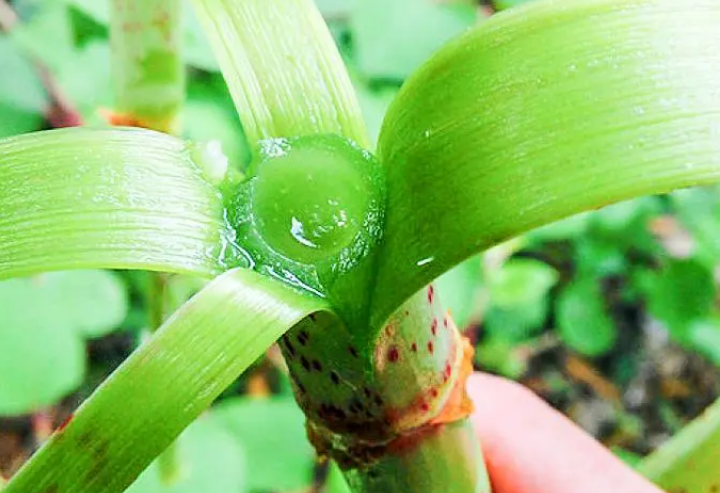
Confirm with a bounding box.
[190,0,369,148]
[0,128,230,280]
[574,238,627,277]
[0,37,47,113]
[484,258,557,340]
[59,0,110,24]
[671,186,720,264]
[351,0,476,80]
[0,278,85,415]
[11,2,75,72]
[0,105,44,139]
[488,259,556,307]
[183,77,250,170]
[213,398,314,491]
[642,259,715,344]
[42,270,128,338]
[354,82,398,147]
[371,0,720,326]
[57,42,112,119]
[526,212,590,244]
[556,279,617,357]
[640,395,720,492]
[475,335,527,379]
[4,268,332,493]
[182,1,219,72]
[126,414,246,493]
[315,0,355,19]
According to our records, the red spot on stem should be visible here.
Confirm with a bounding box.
[388,346,400,363]
[411,342,418,352]
[431,319,438,336]
[427,285,435,304]
[427,341,434,354]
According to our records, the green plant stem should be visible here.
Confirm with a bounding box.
[3,268,331,493]
[343,420,489,493]
[638,394,720,491]
[110,0,184,132]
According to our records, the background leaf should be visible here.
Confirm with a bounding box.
[556,278,617,357]
[213,397,315,492]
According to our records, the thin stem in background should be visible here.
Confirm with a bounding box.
[110,0,185,483]
[0,0,82,127]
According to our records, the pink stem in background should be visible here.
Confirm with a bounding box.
[0,0,83,128]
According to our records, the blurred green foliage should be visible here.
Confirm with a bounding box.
[2,0,720,490]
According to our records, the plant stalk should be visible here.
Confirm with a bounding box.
[110,0,186,483]
[110,0,184,133]
[343,420,489,493]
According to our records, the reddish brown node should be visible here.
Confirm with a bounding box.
[387,346,400,363]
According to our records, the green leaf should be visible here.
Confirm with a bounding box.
[688,318,720,367]
[436,254,484,329]
[556,279,617,357]
[182,1,219,71]
[0,37,47,113]
[371,0,720,326]
[526,212,590,244]
[59,0,110,24]
[326,463,352,493]
[642,259,715,344]
[0,278,85,415]
[4,268,332,493]
[0,105,44,139]
[190,0,369,148]
[488,258,557,307]
[182,77,250,170]
[213,398,315,491]
[126,413,246,493]
[0,127,229,281]
[640,395,720,492]
[351,0,476,80]
[671,186,720,264]
[56,42,112,119]
[483,258,557,340]
[11,2,75,72]
[42,271,128,338]
[354,82,398,147]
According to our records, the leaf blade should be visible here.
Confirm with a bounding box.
[190,0,368,148]
[3,268,331,493]
[372,0,720,325]
[0,127,229,280]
